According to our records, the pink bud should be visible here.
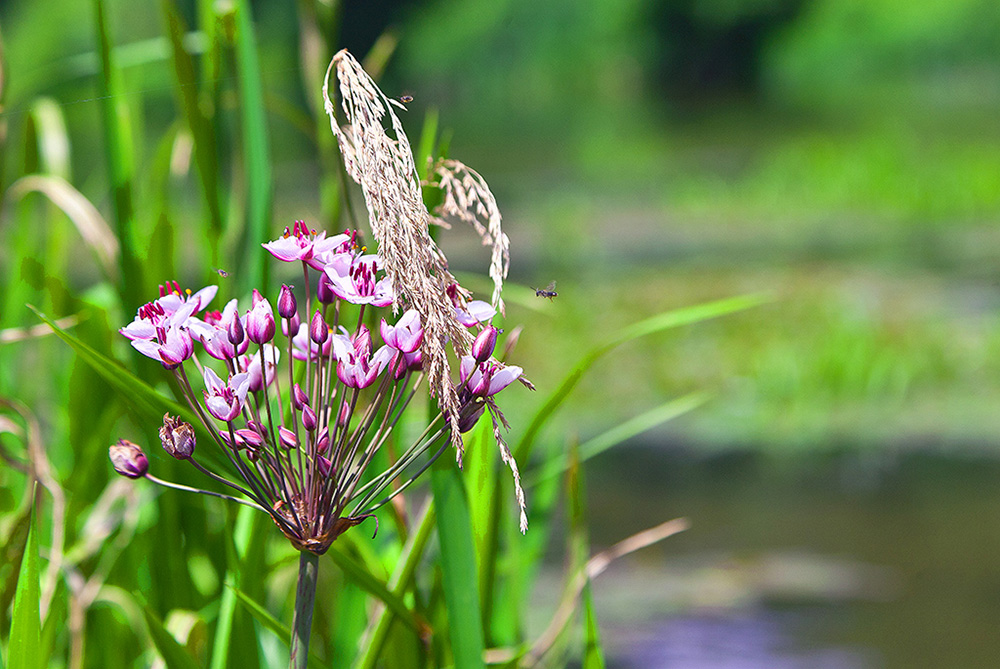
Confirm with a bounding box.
[310,310,329,345]
[278,284,297,320]
[338,400,351,428]
[279,427,297,449]
[109,439,148,478]
[302,404,317,431]
[292,383,309,410]
[472,325,498,363]
[246,298,275,344]
[228,313,245,346]
[317,272,335,304]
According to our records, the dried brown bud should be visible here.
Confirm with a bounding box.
[159,414,196,460]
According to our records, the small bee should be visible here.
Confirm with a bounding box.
[399,94,414,103]
[534,281,558,300]
[213,268,229,278]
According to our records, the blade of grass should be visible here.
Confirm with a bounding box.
[6,175,120,281]
[353,500,436,669]
[526,392,709,487]
[92,0,141,307]
[8,500,40,669]
[161,0,223,258]
[327,545,423,635]
[209,505,262,669]
[228,586,325,668]
[140,605,201,669]
[231,0,271,293]
[431,459,486,669]
[515,293,768,463]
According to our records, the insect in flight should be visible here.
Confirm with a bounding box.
[399,94,414,103]
[534,281,557,300]
[213,268,229,278]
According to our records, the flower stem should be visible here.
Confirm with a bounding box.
[289,550,320,669]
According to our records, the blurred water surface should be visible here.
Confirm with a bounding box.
[554,446,1000,668]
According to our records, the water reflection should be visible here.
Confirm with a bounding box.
[575,446,1000,667]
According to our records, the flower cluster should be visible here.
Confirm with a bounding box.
[114,222,527,553]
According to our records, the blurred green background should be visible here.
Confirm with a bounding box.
[4,0,1000,666]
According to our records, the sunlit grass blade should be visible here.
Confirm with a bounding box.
[228,586,326,668]
[161,0,223,255]
[92,0,141,307]
[231,0,271,293]
[526,392,710,487]
[327,545,423,636]
[6,175,120,281]
[515,293,768,463]
[24,99,70,180]
[8,503,40,669]
[353,500,436,669]
[580,585,605,669]
[209,505,263,669]
[140,605,201,669]
[431,460,486,669]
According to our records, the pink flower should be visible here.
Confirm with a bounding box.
[262,220,350,270]
[130,323,194,369]
[455,300,496,327]
[203,368,250,422]
[336,326,393,389]
[120,283,218,342]
[380,309,423,353]
[323,254,394,307]
[246,292,275,344]
[189,299,249,360]
[459,356,522,398]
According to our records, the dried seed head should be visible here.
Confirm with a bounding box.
[159,414,196,460]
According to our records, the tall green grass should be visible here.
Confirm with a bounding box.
[0,3,756,666]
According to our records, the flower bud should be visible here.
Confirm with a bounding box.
[246,298,275,344]
[317,272,336,304]
[292,383,309,410]
[109,439,148,478]
[458,404,486,433]
[472,325,498,363]
[338,400,351,428]
[301,404,317,431]
[159,414,195,460]
[227,313,245,347]
[279,427,298,449]
[278,284,297,320]
[310,310,329,345]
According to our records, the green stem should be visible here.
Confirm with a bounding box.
[290,550,320,669]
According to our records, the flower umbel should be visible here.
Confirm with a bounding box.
[114,50,530,555]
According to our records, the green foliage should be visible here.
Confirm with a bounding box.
[0,2,759,667]
[8,506,40,669]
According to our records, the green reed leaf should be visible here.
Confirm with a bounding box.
[8,503,40,669]
[231,0,271,293]
[515,293,768,463]
[161,0,223,251]
[141,606,201,669]
[92,0,141,307]
[431,460,486,669]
